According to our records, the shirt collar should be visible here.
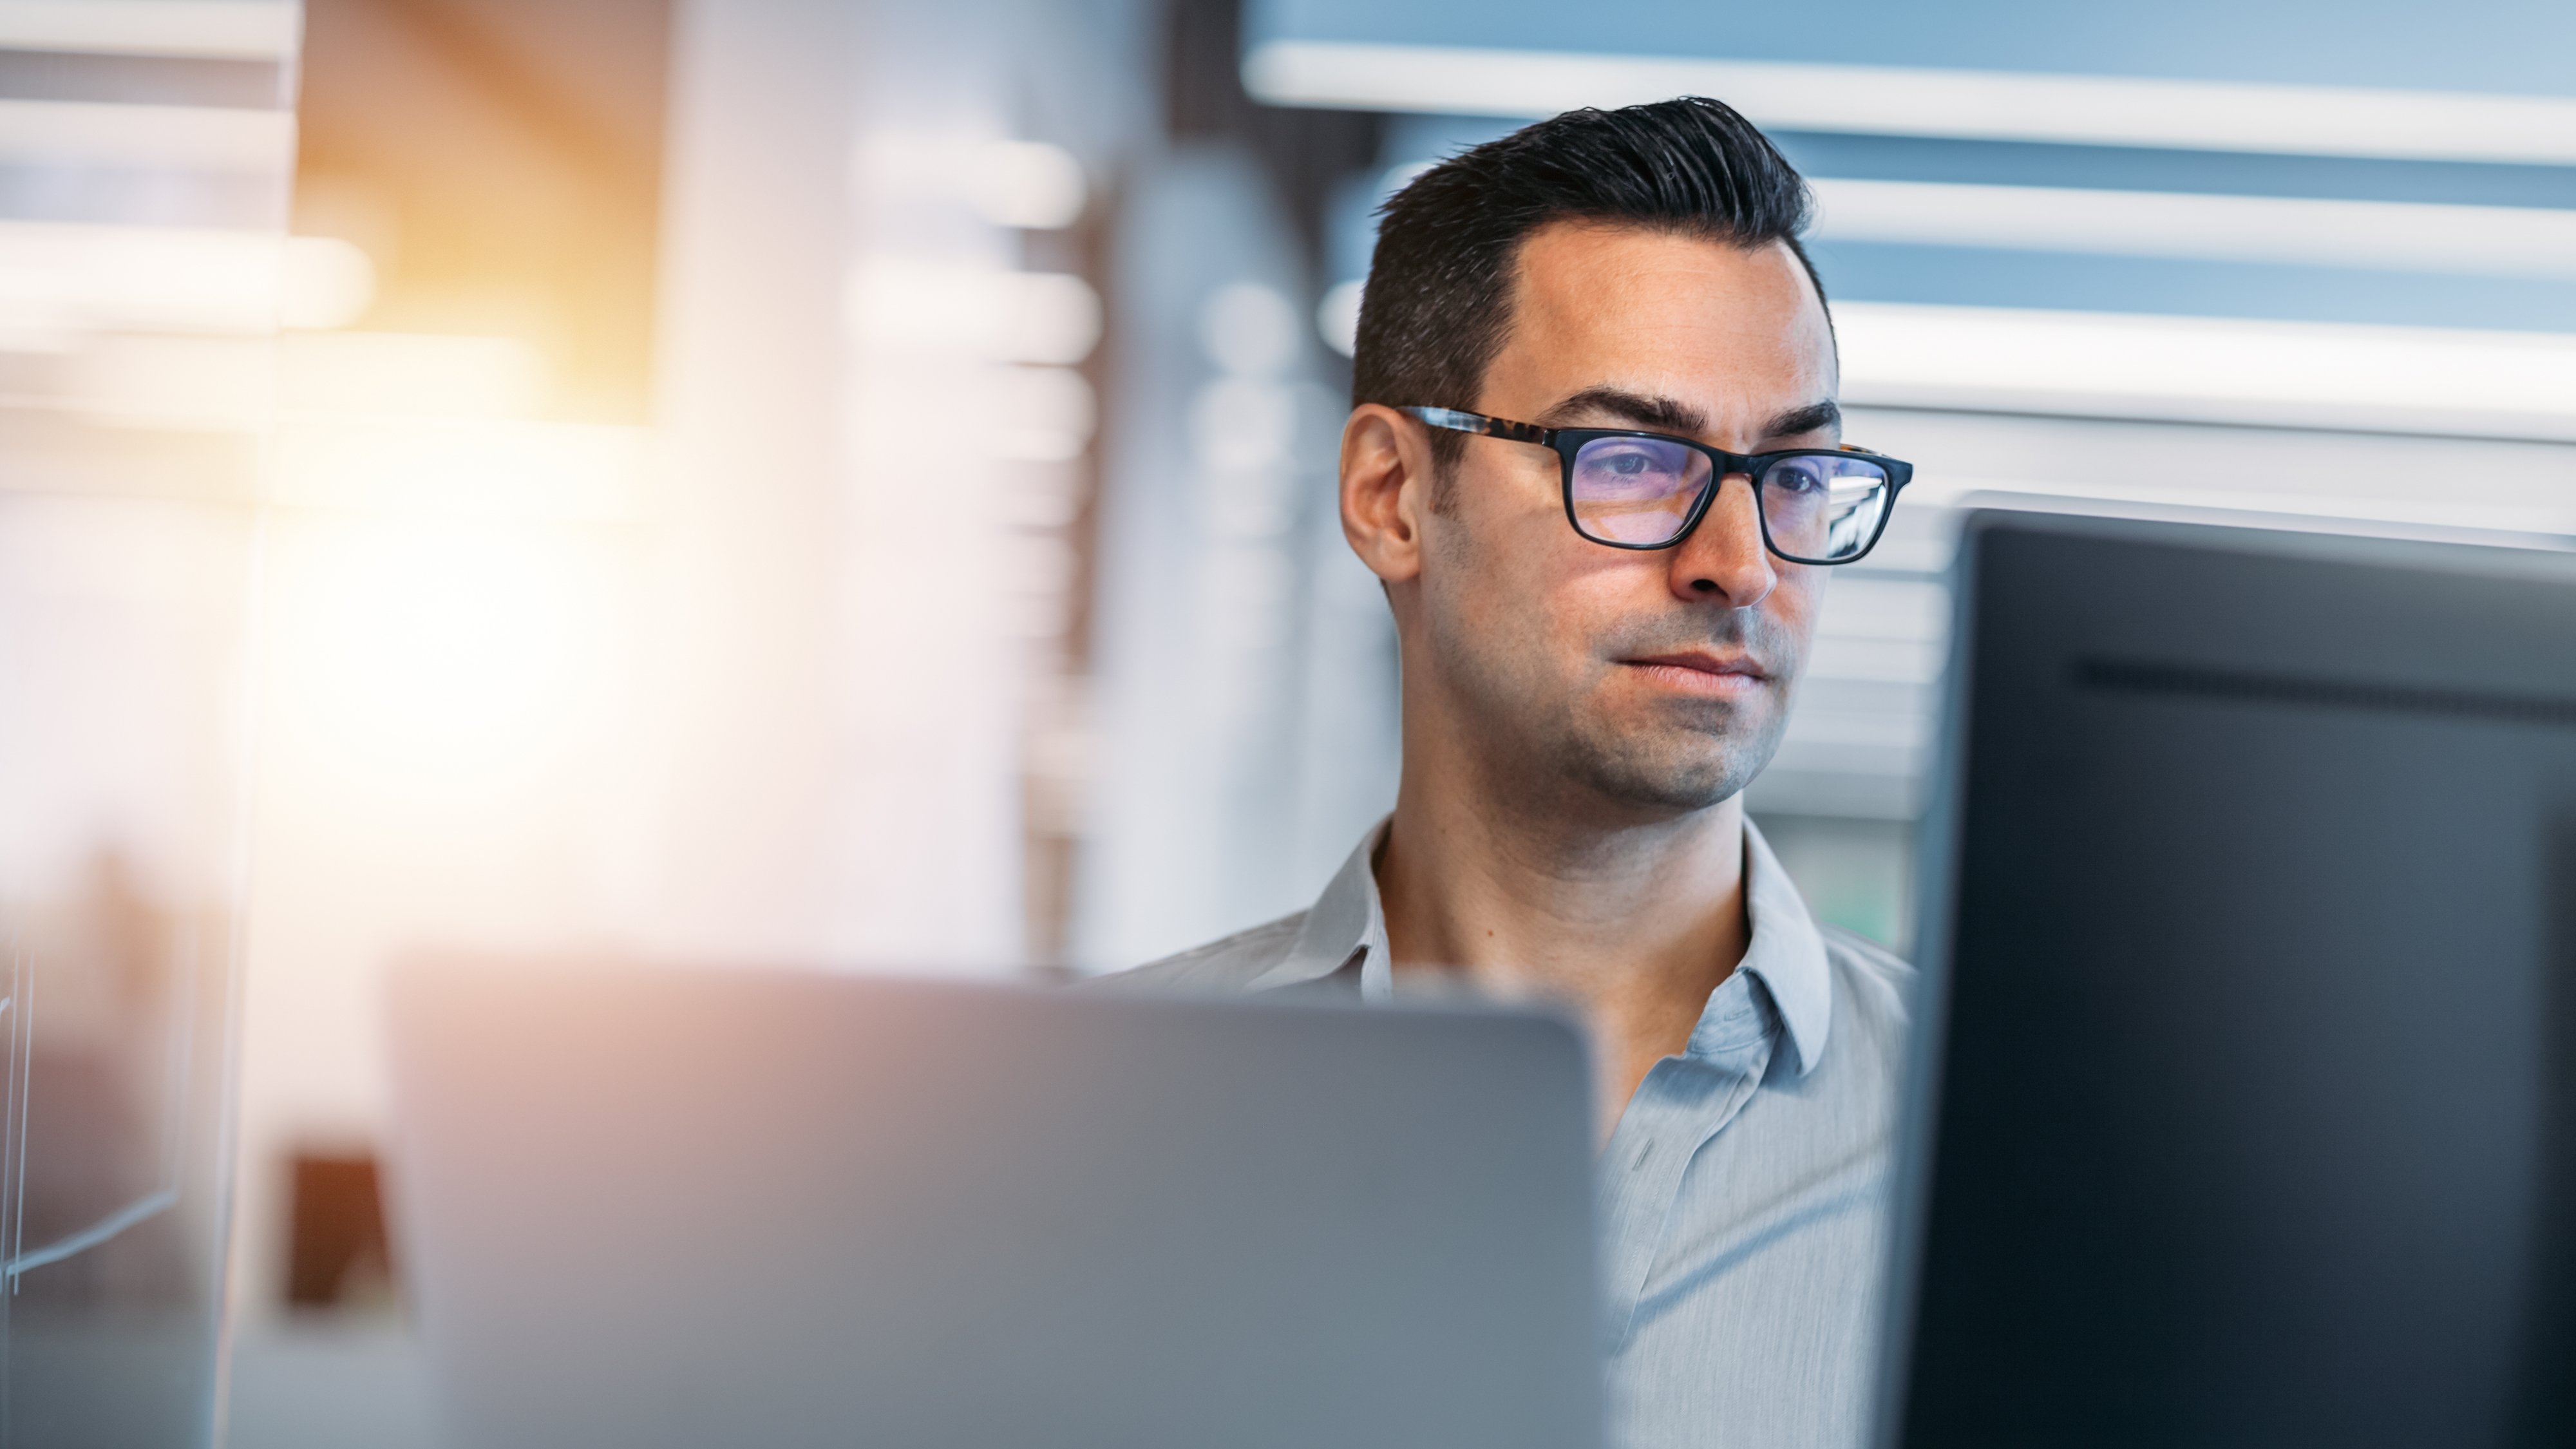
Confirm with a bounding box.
[1247,819,1392,998]
[1243,815,1835,1074]
[1734,817,1832,1077]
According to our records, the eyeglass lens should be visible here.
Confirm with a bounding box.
[1567,435,1714,545]
[1567,435,1891,560]
[1756,453,1893,562]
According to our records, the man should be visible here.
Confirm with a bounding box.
[1106,98,1915,1449]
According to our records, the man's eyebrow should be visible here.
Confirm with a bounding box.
[1540,388,1842,444]
[1762,399,1842,440]
[1540,387,1709,437]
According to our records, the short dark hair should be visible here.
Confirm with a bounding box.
[1352,97,1826,468]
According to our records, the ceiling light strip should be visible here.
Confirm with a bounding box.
[0,1,298,61]
[0,98,295,170]
[1809,178,2576,281]
[1832,302,2576,439]
[1244,40,2576,167]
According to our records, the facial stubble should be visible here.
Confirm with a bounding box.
[1423,534,1807,817]
[1557,614,1803,812]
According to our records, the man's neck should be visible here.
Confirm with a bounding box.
[1374,771,1751,1141]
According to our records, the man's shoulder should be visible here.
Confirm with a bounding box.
[1083,911,1307,992]
[1817,922,1916,996]
[1816,922,1918,1060]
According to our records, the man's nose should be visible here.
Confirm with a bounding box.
[1668,473,1777,608]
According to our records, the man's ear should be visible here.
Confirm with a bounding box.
[1340,404,1431,585]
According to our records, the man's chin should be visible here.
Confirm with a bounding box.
[1562,735,1775,815]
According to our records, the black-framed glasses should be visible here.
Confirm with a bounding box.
[1401,406,1912,565]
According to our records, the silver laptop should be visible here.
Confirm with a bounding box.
[384,960,1603,1449]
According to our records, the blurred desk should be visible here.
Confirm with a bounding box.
[225,1318,436,1449]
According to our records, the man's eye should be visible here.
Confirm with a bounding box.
[1591,448,1679,479]
[1573,438,1696,497]
[1765,460,1828,495]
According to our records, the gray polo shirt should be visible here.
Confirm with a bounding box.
[1098,818,1916,1449]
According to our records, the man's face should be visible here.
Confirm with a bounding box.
[1412,222,1840,815]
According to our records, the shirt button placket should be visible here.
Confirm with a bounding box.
[1601,1024,1777,1358]
[1602,1061,1721,1354]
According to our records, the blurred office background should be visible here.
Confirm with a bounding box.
[0,0,2571,1444]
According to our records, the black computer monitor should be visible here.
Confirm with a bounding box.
[1879,512,2576,1448]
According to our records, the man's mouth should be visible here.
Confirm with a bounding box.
[1618,651,1770,696]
